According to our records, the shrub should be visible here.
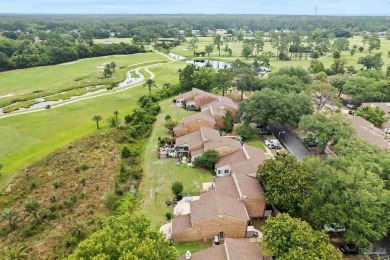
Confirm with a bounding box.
[235,123,254,141]
[79,163,89,171]
[171,181,183,196]
[164,120,178,131]
[165,200,172,207]
[165,212,172,220]
[121,146,131,158]
[194,150,219,169]
[104,194,119,211]
[49,195,56,203]
[129,167,143,180]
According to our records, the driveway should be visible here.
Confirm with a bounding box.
[269,126,311,162]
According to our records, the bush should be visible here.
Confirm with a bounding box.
[104,194,119,211]
[121,146,131,158]
[164,120,178,131]
[194,150,219,169]
[165,212,172,220]
[165,200,172,206]
[235,123,254,141]
[171,181,183,196]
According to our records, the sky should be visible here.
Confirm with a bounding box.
[1,0,389,15]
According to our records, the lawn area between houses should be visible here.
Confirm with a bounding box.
[174,241,212,257]
[141,99,214,228]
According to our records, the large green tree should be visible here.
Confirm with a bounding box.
[205,44,213,57]
[213,34,223,56]
[356,106,387,126]
[239,88,312,127]
[143,79,157,95]
[68,213,178,259]
[330,74,348,96]
[258,154,313,216]
[212,68,233,96]
[299,112,355,153]
[223,110,234,133]
[264,214,342,260]
[332,37,350,52]
[302,156,390,250]
[358,53,384,70]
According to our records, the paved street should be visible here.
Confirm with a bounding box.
[269,126,311,162]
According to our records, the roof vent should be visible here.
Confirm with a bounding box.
[185,251,191,260]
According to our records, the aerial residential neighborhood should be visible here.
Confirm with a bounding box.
[0,1,390,259]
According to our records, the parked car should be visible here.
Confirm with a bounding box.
[259,129,272,135]
[340,244,359,255]
[268,143,281,149]
[265,139,279,146]
[45,105,51,109]
[347,104,356,109]
[324,223,345,233]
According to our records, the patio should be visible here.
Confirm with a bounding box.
[173,195,200,216]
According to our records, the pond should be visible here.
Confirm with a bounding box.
[169,52,231,69]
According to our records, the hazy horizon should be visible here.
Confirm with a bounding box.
[1,0,389,16]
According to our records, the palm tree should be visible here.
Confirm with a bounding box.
[113,110,119,121]
[1,208,18,230]
[92,114,102,129]
[5,245,30,259]
[143,79,157,95]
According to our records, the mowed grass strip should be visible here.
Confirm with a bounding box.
[140,100,213,228]
[0,52,168,107]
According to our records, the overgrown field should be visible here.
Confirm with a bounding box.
[0,130,124,258]
[171,36,390,71]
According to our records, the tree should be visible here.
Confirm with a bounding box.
[308,60,325,73]
[237,29,245,42]
[253,32,264,55]
[330,59,347,75]
[350,48,356,56]
[238,88,312,127]
[68,213,178,259]
[212,68,233,96]
[235,123,254,141]
[233,67,256,101]
[194,150,219,169]
[109,61,116,72]
[1,208,18,230]
[273,66,311,84]
[106,116,118,127]
[368,34,381,53]
[171,181,183,196]
[310,50,320,60]
[358,46,364,52]
[358,53,384,70]
[179,65,196,91]
[302,156,390,250]
[24,199,40,219]
[113,110,119,121]
[258,154,313,216]
[299,112,355,153]
[258,52,270,67]
[223,110,234,133]
[356,106,387,126]
[387,65,390,79]
[310,82,340,111]
[92,114,102,130]
[263,214,342,259]
[332,37,350,52]
[103,64,113,78]
[188,36,199,56]
[205,44,213,57]
[213,34,223,56]
[192,67,215,92]
[241,44,252,59]
[332,50,340,59]
[330,74,347,96]
[143,78,157,95]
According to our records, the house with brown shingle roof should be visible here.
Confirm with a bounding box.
[350,116,389,151]
[175,88,218,109]
[201,96,238,128]
[171,175,250,242]
[175,127,243,162]
[173,110,217,137]
[177,238,264,260]
[362,102,390,135]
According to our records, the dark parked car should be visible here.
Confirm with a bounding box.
[340,244,359,255]
[45,105,51,109]
[259,129,272,135]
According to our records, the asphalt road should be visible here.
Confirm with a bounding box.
[269,126,311,162]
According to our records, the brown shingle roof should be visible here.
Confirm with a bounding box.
[243,144,268,167]
[171,214,192,234]
[215,150,248,169]
[224,238,264,260]
[177,238,263,260]
[202,96,238,111]
[350,116,389,150]
[176,88,218,102]
[190,175,249,223]
[183,110,215,124]
[203,137,242,153]
[175,131,203,149]
[233,172,264,199]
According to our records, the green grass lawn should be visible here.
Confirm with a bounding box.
[0,56,185,191]
[171,36,390,71]
[173,241,211,256]
[140,98,213,228]
[0,52,167,107]
[94,37,133,44]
